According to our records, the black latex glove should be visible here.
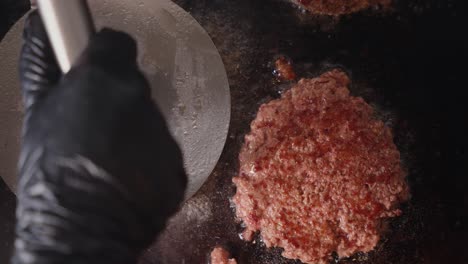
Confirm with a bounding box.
[12,11,187,264]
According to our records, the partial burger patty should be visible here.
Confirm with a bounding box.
[210,247,237,264]
[232,70,408,264]
[293,0,391,15]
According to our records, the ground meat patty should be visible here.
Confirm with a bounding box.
[232,70,408,264]
[210,247,237,264]
[293,0,391,15]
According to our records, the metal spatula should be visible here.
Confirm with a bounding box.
[0,0,231,200]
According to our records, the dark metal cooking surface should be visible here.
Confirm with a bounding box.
[1,0,467,264]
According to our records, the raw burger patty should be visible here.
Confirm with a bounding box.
[210,247,237,264]
[293,0,391,15]
[232,70,408,264]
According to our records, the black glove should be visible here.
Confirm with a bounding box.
[12,11,187,264]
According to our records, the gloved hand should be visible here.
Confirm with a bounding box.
[12,11,187,264]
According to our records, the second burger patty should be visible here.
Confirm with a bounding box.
[293,0,391,15]
[232,70,409,264]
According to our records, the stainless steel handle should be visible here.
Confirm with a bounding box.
[36,0,95,73]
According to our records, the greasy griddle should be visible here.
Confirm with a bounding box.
[0,0,466,264]
[139,0,466,263]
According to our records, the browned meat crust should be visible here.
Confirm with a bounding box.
[275,56,297,81]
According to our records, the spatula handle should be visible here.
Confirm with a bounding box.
[36,0,95,73]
